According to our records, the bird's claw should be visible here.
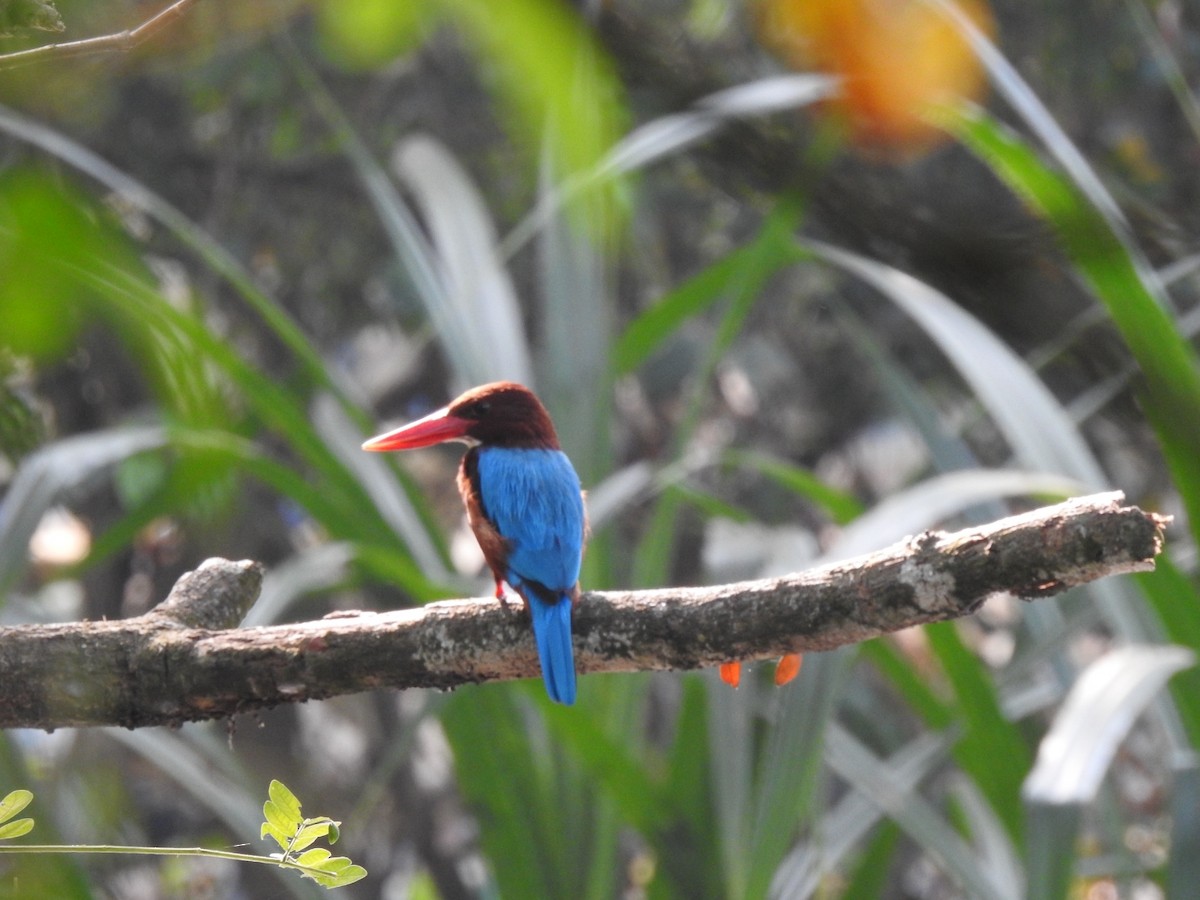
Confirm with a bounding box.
[495,581,514,612]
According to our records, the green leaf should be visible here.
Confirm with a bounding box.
[291,821,335,853]
[630,198,807,588]
[613,202,803,376]
[0,789,33,824]
[313,862,368,888]
[805,239,1104,485]
[260,822,292,851]
[672,484,754,524]
[840,819,901,898]
[1135,557,1200,747]
[316,0,433,70]
[294,847,333,868]
[861,640,954,730]
[262,799,297,835]
[1023,802,1079,900]
[0,817,33,840]
[267,780,302,821]
[926,621,1029,841]
[656,677,722,897]
[725,450,865,525]
[825,725,1016,900]
[391,135,534,387]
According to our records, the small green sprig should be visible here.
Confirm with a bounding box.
[0,789,34,840]
[0,781,366,890]
[260,779,367,888]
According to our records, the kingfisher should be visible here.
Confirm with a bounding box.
[362,381,586,705]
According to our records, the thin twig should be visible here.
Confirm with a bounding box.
[0,0,198,71]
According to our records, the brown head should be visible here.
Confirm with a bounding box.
[362,381,561,452]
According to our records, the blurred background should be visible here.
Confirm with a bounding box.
[2,0,1200,897]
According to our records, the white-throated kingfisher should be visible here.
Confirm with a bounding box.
[362,382,586,705]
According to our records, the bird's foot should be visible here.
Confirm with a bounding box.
[494,580,514,612]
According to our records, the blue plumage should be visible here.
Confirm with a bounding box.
[525,587,576,705]
[477,448,585,589]
[477,447,583,705]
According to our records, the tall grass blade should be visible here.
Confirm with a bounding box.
[615,202,802,376]
[658,676,723,897]
[441,686,612,899]
[0,426,166,594]
[769,731,951,899]
[824,724,1018,900]
[597,75,838,177]
[707,670,754,899]
[821,469,1081,561]
[583,462,655,531]
[1023,801,1080,900]
[310,393,448,582]
[393,135,534,387]
[1169,754,1200,898]
[744,649,853,899]
[725,450,864,526]
[503,76,834,258]
[924,620,1030,841]
[1024,644,1196,804]
[805,240,1104,485]
[0,105,350,407]
[805,239,1163,647]
[948,107,1200,549]
[949,771,1025,889]
[288,57,492,392]
[243,543,355,628]
[535,139,612,481]
[928,0,1157,298]
[1022,646,1193,898]
[1134,558,1200,747]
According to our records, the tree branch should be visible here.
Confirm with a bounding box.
[0,492,1167,730]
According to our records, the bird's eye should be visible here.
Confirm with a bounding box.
[456,400,490,420]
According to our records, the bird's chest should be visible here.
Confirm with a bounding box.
[461,447,582,544]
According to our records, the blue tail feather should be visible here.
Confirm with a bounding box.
[528,594,576,705]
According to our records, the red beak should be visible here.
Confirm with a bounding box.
[362,406,473,451]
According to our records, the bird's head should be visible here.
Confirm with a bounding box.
[362,381,561,452]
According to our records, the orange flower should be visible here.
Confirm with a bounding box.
[719,661,742,688]
[718,655,803,688]
[774,653,803,686]
[753,0,994,154]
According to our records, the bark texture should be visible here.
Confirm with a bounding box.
[0,492,1167,730]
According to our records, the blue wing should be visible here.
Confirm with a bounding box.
[476,447,584,592]
[476,447,583,705]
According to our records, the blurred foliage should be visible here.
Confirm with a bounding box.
[0,0,62,38]
[1,0,1200,898]
[318,0,626,226]
[753,0,994,153]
